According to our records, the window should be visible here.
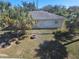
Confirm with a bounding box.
[55,20,58,24]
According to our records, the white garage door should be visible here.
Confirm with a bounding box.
[33,20,59,28]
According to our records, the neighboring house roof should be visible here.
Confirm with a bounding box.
[29,11,64,20]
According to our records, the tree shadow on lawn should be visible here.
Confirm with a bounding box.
[35,40,68,59]
[53,31,75,42]
[0,31,25,48]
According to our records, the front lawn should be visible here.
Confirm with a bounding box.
[0,30,53,59]
[67,41,79,59]
[0,30,79,59]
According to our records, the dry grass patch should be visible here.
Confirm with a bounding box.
[0,30,54,58]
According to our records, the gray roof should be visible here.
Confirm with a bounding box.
[29,11,64,20]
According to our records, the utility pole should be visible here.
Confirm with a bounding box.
[36,0,38,9]
[33,0,39,10]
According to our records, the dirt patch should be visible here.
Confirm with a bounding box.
[67,53,76,59]
[0,54,8,57]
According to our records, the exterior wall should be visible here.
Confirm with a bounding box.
[57,19,65,28]
[32,19,63,29]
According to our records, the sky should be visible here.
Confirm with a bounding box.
[4,0,79,8]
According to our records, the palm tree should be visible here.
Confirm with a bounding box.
[0,1,35,35]
[0,1,11,12]
[22,1,36,11]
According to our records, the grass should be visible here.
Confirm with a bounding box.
[66,41,79,59]
[0,29,54,59]
[74,28,79,33]
[0,29,79,59]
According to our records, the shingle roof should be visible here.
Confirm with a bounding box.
[29,11,64,20]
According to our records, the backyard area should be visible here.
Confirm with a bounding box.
[0,30,78,59]
[0,30,54,58]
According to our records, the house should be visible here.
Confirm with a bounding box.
[29,11,65,29]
